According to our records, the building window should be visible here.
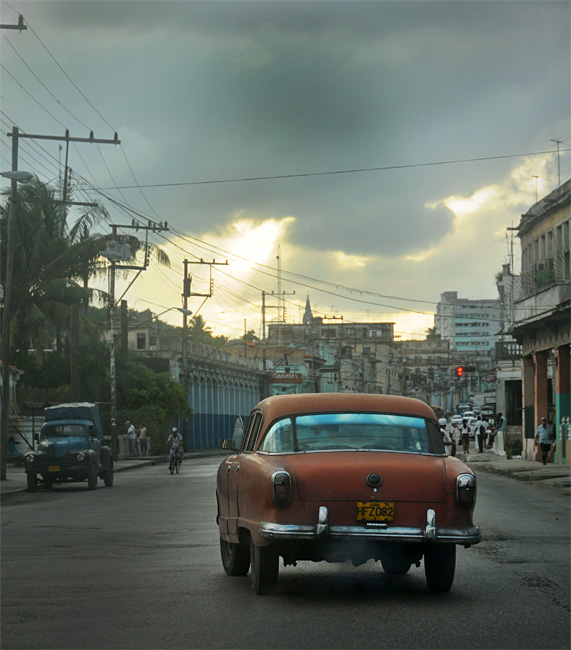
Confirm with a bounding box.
[137,333,146,350]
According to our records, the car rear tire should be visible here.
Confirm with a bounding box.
[249,537,279,595]
[42,476,54,490]
[424,544,456,592]
[220,538,250,576]
[103,460,114,487]
[87,462,98,490]
[26,472,37,492]
[381,557,411,575]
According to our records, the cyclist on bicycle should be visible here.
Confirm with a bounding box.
[167,427,183,471]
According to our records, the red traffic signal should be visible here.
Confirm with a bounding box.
[456,366,464,377]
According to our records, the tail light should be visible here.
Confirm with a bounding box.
[271,471,292,505]
[456,473,476,506]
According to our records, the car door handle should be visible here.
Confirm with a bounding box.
[235,464,240,472]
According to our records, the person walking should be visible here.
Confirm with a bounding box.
[534,417,554,465]
[138,424,149,456]
[473,415,486,453]
[439,418,453,455]
[126,420,138,457]
[461,418,471,453]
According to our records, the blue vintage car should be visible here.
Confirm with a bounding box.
[24,403,113,491]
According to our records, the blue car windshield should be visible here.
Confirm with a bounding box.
[41,424,88,438]
[258,412,443,454]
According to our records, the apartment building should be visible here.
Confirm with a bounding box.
[509,179,570,463]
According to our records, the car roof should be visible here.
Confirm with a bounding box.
[253,393,436,422]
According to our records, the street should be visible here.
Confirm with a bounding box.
[1,456,569,650]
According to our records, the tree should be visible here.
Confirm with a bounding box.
[0,178,106,356]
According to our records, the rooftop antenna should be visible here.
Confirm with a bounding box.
[550,138,562,187]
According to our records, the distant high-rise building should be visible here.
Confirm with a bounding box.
[434,291,501,352]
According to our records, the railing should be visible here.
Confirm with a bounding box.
[520,251,570,297]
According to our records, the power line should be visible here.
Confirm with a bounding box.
[98,149,569,190]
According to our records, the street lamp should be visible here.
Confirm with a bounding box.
[1,169,33,481]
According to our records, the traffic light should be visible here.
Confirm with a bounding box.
[456,366,464,377]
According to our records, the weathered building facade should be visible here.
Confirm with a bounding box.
[509,180,570,464]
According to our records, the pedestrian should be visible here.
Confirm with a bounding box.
[8,436,25,465]
[534,417,554,465]
[448,422,457,457]
[492,412,507,448]
[439,418,453,455]
[126,420,138,457]
[138,424,149,456]
[474,417,486,454]
[461,418,471,453]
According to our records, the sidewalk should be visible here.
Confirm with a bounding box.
[458,449,571,495]
[0,449,228,498]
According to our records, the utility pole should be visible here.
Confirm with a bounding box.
[181,259,190,446]
[0,14,27,30]
[101,221,168,460]
[179,258,227,444]
[2,127,116,480]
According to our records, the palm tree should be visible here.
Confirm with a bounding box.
[0,177,106,355]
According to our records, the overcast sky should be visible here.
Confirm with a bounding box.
[1,0,570,340]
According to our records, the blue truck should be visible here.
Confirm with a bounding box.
[24,402,113,492]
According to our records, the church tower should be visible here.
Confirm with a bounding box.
[303,296,313,326]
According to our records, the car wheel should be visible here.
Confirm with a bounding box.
[103,460,114,487]
[381,557,411,575]
[87,462,98,490]
[220,538,250,576]
[42,476,54,490]
[424,544,456,592]
[249,537,279,595]
[26,472,37,492]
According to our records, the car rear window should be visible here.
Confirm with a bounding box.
[258,412,444,455]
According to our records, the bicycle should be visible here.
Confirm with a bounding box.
[169,449,182,474]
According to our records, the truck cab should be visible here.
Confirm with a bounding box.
[24,403,113,492]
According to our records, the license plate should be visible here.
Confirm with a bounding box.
[48,466,60,472]
[356,501,395,521]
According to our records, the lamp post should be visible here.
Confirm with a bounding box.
[1,168,33,481]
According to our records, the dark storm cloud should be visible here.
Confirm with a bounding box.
[4,0,570,298]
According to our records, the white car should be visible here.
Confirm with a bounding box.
[451,414,463,426]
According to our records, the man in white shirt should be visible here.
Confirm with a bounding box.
[474,416,486,453]
[167,427,183,471]
[125,421,138,457]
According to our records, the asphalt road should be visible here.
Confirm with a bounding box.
[1,457,569,650]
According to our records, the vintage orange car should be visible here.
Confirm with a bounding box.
[216,393,481,595]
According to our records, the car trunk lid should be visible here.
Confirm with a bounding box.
[287,451,447,503]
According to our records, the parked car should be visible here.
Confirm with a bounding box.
[24,402,113,491]
[450,414,464,426]
[481,407,495,419]
[216,393,481,595]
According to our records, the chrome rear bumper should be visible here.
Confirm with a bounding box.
[259,507,481,546]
